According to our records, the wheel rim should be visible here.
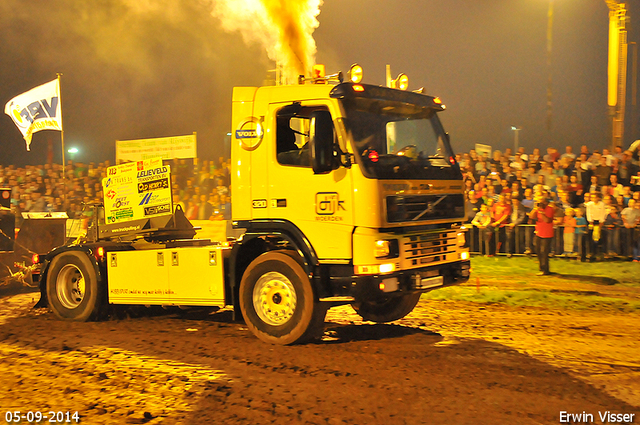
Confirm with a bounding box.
[253,271,297,326]
[56,264,86,309]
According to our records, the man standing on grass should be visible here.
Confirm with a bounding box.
[528,194,555,275]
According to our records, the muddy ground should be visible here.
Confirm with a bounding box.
[0,262,639,425]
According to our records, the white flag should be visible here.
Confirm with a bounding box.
[4,79,62,151]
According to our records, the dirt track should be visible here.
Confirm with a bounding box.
[1,284,639,425]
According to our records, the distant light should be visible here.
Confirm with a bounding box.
[68,147,79,154]
[226,133,232,136]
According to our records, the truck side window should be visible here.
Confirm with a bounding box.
[276,106,332,167]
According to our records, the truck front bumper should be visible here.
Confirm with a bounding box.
[322,260,470,302]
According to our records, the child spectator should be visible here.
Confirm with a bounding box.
[586,192,607,259]
[491,194,512,254]
[574,208,588,259]
[563,208,576,256]
[472,204,493,256]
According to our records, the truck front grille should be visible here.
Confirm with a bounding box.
[386,194,465,223]
[401,230,458,268]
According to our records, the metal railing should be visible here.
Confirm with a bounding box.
[466,223,640,259]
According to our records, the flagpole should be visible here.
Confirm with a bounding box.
[57,73,66,206]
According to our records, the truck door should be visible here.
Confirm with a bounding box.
[261,102,353,261]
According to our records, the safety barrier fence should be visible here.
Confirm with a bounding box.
[465,223,640,259]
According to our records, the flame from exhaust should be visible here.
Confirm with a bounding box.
[211,0,322,83]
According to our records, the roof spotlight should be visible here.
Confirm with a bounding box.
[348,64,363,84]
[394,73,409,90]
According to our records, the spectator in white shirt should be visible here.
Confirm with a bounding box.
[586,192,607,258]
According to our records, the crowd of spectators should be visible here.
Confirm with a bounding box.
[0,157,232,228]
[4,143,640,262]
[461,145,640,261]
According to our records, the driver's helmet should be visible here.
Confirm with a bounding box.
[397,145,418,159]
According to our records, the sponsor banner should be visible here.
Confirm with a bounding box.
[4,79,62,151]
[102,158,173,224]
[116,134,197,162]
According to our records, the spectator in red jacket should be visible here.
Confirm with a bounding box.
[528,194,555,275]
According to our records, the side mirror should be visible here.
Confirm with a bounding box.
[310,110,334,174]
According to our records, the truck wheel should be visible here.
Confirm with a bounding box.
[46,251,102,321]
[240,251,325,345]
[352,293,421,323]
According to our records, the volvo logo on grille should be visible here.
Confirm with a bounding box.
[414,195,447,220]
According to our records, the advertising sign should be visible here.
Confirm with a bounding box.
[102,158,173,225]
[474,143,492,158]
[115,133,197,163]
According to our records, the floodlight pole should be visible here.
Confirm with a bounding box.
[511,126,521,153]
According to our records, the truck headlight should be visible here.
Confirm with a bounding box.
[457,232,466,247]
[375,240,390,258]
[375,239,399,259]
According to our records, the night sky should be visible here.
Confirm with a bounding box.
[1,0,638,166]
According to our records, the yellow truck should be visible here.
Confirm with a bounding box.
[36,66,470,344]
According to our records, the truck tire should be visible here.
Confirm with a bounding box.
[240,251,325,345]
[352,293,421,323]
[46,251,102,321]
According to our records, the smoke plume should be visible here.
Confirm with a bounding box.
[211,0,323,82]
[0,0,272,165]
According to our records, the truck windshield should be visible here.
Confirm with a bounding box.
[340,97,460,180]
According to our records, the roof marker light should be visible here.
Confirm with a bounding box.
[312,64,325,79]
[353,84,365,92]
